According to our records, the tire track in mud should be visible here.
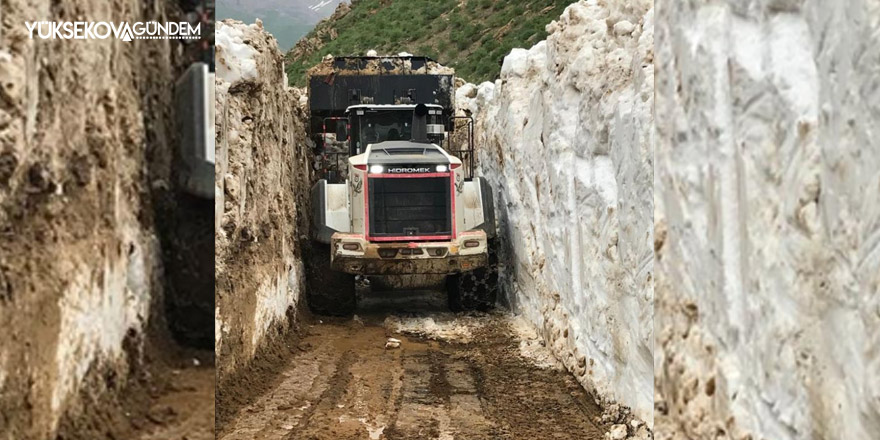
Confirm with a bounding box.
[219,302,607,440]
[292,350,359,438]
[384,351,446,439]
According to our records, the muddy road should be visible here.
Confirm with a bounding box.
[135,363,215,440]
[57,347,215,440]
[218,291,608,440]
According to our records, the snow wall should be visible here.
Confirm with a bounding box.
[215,20,312,385]
[654,0,880,439]
[458,0,655,427]
[0,1,182,438]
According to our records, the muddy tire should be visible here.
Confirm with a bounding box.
[305,243,356,315]
[447,239,499,312]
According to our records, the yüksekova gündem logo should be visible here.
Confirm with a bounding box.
[25,21,200,42]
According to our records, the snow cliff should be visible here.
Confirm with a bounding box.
[654,0,880,438]
[215,19,312,385]
[458,0,655,428]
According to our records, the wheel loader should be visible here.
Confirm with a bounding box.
[306,55,498,314]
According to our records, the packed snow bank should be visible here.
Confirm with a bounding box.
[215,20,312,384]
[458,0,654,428]
[654,1,880,439]
[215,22,259,88]
[0,1,180,437]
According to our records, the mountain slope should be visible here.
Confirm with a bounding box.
[217,0,346,50]
[285,0,572,85]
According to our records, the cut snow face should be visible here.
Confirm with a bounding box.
[456,0,655,428]
[654,0,880,438]
[214,18,310,388]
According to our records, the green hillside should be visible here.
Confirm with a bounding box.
[285,0,572,86]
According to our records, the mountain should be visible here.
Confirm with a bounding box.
[216,0,347,51]
[284,0,573,86]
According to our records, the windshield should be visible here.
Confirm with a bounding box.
[359,110,412,144]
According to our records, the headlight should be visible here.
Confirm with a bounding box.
[436,164,448,172]
[369,164,384,174]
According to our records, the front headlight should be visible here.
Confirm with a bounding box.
[369,164,384,174]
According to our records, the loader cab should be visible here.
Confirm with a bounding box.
[317,103,473,184]
[344,104,446,156]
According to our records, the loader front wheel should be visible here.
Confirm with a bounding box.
[305,243,356,315]
[447,239,499,312]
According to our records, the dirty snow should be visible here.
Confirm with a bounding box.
[384,315,483,344]
[53,223,157,424]
[215,19,311,384]
[251,265,303,357]
[509,316,563,370]
[0,0,177,434]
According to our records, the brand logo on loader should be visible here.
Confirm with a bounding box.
[386,167,431,174]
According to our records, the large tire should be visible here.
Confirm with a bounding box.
[447,239,499,312]
[305,243,357,315]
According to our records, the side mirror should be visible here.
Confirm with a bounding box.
[336,123,348,140]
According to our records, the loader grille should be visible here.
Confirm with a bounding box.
[367,176,452,240]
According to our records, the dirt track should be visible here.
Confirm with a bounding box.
[135,363,215,440]
[218,291,606,440]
